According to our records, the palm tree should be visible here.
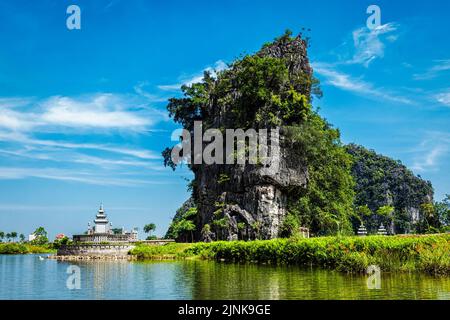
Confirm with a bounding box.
[0,231,4,242]
[19,234,25,243]
[144,223,156,239]
[10,232,18,242]
[6,233,12,242]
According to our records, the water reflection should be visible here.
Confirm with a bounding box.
[183,261,450,300]
[1,255,449,300]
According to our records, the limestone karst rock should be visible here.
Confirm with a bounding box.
[164,32,435,241]
[191,34,312,241]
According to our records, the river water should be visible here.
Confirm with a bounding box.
[1,254,449,300]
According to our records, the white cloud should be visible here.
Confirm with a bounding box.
[40,94,153,130]
[0,93,165,133]
[436,91,450,106]
[313,63,413,104]
[414,60,450,80]
[158,60,227,91]
[0,109,36,130]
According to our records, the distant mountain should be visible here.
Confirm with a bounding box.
[346,143,434,233]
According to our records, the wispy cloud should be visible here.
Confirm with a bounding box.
[413,60,450,80]
[104,0,120,10]
[133,81,170,103]
[313,63,413,104]
[0,93,166,133]
[157,60,227,91]
[436,90,450,106]
[0,167,164,186]
[331,23,400,67]
[410,132,450,173]
[349,23,399,67]
[70,154,165,170]
[0,131,160,160]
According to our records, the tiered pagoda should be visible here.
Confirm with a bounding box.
[88,204,111,235]
[73,204,138,243]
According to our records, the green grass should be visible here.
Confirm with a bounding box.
[129,243,194,260]
[131,234,450,275]
[0,243,56,254]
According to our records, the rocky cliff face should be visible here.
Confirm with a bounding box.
[192,35,312,241]
[194,134,308,241]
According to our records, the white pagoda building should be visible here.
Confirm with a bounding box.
[73,204,138,243]
[88,204,111,235]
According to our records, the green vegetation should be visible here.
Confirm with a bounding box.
[162,33,319,135]
[0,231,19,243]
[29,227,49,245]
[131,234,450,275]
[166,206,198,242]
[0,243,55,254]
[0,227,63,254]
[144,223,157,240]
[346,144,439,234]
[434,195,450,231]
[130,243,194,260]
[52,236,71,249]
[284,116,355,236]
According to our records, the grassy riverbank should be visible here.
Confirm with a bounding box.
[0,243,55,254]
[130,243,194,260]
[131,234,450,275]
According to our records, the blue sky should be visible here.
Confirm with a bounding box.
[0,0,449,239]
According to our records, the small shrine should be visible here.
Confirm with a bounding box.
[377,224,388,236]
[357,223,368,236]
